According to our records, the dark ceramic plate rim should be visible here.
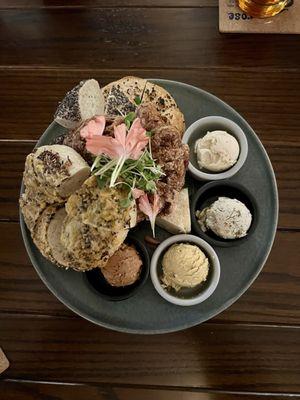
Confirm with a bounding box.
[19,79,279,334]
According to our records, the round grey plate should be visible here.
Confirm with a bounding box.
[20,79,278,334]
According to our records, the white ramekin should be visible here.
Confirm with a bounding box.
[150,234,220,306]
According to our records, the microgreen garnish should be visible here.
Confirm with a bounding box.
[93,149,164,195]
[134,96,142,105]
[124,112,136,129]
[81,115,163,236]
[119,196,133,209]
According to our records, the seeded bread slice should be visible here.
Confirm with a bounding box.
[54,79,105,129]
[32,204,60,262]
[47,207,73,268]
[102,76,147,117]
[60,176,135,271]
[33,145,90,198]
[20,191,49,233]
[20,145,90,233]
[20,152,63,233]
[61,216,128,271]
[31,204,73,268]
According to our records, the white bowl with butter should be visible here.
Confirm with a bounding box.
[150,234,220,306]
[183,116,248,181]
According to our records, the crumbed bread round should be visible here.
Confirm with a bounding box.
[142,81,185,137]
[20,152,63,234]
[54,79,105,129]
[19,191,48,233]
[32,204,60,263]
[31,204,73,268]
[33,145,90,198]
[61,216,128,271]
[20,145,90,236]
[61,176,136,271]
[103,76,147,117]
[103,77,185,136]
[47,207,73,268]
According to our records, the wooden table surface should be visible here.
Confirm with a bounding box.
[0,1,299,399]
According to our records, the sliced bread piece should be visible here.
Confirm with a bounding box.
[61,176,134,271]
[156,188,191,234]
[142,81,185,136]
[54,79,105,129]
[47,207,73,268]
[32,204,60,262]
[61,216,128,271]
[20,153,62,233]
[103,76,147,117]
[33,145,90,198]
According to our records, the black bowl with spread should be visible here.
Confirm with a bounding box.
[191,181,259,248]
[85,235,150,301]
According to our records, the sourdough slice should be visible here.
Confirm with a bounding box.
[103,76,147,117]
[54,79,105,129]
[33,145,90,198]
[142,81,185,136]
[156,188,191,234]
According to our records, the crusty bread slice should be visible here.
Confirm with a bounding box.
[156,188,191,234]
[54,79,105,129]
[103,76,147,117]
[142,81,185,136]
[33,145,90,198]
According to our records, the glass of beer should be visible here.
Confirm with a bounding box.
[237,0,289,18]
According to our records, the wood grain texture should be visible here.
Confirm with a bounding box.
[0,316,299,392]
[2,141,299,228]
[0,381,111,400]
[115,387,299,400]
[0,0,219,8]
[0,2,299,397]
[0,8,300,69]
[0,223,299,325]
[1,68,300,145]
[0,382,295,400]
